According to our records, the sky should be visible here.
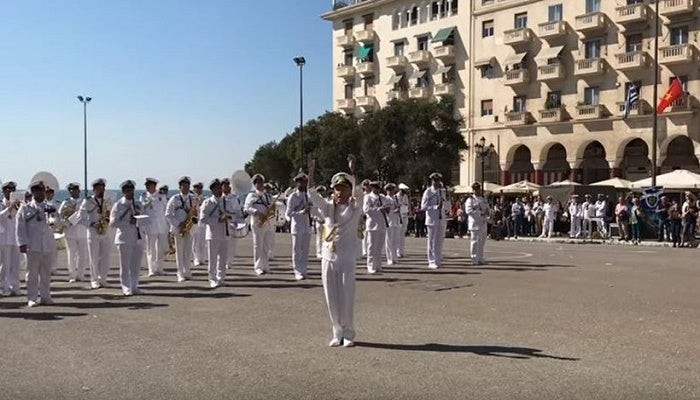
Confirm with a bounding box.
[0,0,333,189]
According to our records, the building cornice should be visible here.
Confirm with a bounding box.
[473,0,541,17]
[321,0,399,21]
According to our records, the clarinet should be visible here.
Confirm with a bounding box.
[304,191,313,227]
[437,189,444,220]
[377,194,389,228]
[395,194,403,225]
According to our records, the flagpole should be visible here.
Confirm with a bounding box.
[651,0,659,187]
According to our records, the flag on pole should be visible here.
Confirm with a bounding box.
[621,84,639,119]
[657,78,684,114]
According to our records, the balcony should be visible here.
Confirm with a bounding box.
[409,87,431,99]
[408,50,432,67]
[615,51,649,71]
[537,63,565,81]
[538,107,564,123]
[504,111,532,126]
[355,61,375,77]
[615,3,649,25]
[386,55,409,70]
[617,100,649,117]
[336,65,356,80]
[336,98,356,112]
[504,69,529,85]
[668,95,693,113]
[355,29,376,44]
[387,90,408,101]
[503,28,534,46]
[433,45,455,62]
[575,12,606,33]
[659,0,696,16]
[434,83,456,96]
[575,104,604,120]
[574,58,605,77]
[336,34,355,48]
[659,44,695,65]
[538,21,568,40]
[356,96,376,110]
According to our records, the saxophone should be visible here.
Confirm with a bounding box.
[322,223,339,252]
[96,206,111,235]
[180,202,199,237]
[55,204,75,234]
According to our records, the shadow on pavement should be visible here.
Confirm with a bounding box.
[354,342,579,361]
[0,311,89,321]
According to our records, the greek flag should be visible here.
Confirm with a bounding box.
[622,85,639,119]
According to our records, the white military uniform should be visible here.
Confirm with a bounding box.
[396,191,410,257]
[16,199,57,305]
[45,198,59,273]
[384,194,401,265]
[222,193,242,269]
[58,196,89,281]
[244,190,275,275]
[110,197,145,295]
[541,202,556,238]
[569,201,582,238]
[165,192,196,281]
[421,186,450,269]
[140,190,169,276]
[594,199,608,238]
[309,182,364,345]
[363,191,390,273]
[285,189,314,279]
[583,199,595,238]
[192,193,208,266]
[200,194,230,287]
[465,194,489,265]
[0,198,21,295]
[314,215,324,259]
[79,195,114,288]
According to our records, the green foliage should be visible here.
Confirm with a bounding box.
[246,96,467,190]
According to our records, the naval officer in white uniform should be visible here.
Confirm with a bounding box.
[244,174,275,276]
[140,178,168,277]
[110,180,145,296]
[199,179,231,288]
[363,181,391,274]
[420,172,450,269]
[59,182,89,282]
[285,172,314,280]
[79,178,114,289]
[0,181,21,296]
[465,182,489,266]
[165,176,196,282]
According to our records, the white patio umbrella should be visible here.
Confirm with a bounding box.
[591,177,633,189]
[500,180,540,194]
[630,169,700,190]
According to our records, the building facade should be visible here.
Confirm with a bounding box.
[323,0,700,187]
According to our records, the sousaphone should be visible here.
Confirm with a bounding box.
[231,170,252,238]
[29,171,62,240]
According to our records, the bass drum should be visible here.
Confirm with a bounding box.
[30,171,59,192]
[232,218,250,238]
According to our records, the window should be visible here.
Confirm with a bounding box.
[363,14,373,29]
[440,67,456,84]
[363,77,375,96]
[431,2,440,20]
[546,91,561,109]
[482,20,494,37]
[344,84,354,100]
[671,26,689,45]
[419,4,428,23]
[624,81,642,98]
[451,0,458,15]
[441,0,448,17]
[394,42,405,56]
[548,4,563,22]
[417,70,431,88]
[343,20,353,35]
[482,0,495,4]
[392,12,400,30]
[481,100,493,116]
[514,12,528,29]
[584,40,601,59]
[410,6,418,25]
[584,87,599,105]
[394,74,408,91]
[626,34,643,52]
[585,0,600,13]
[670,76,688,90]
[513,96,526,112]
[480,65,495,78]
[343,50,353,66]
[627,0,643,4]
[417,36,429,51]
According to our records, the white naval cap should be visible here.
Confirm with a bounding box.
[177,176,191,185]
[66,182,80,190]
[398,183,409,190]
[330,172,354,188]
[119,180,136,189]
[2,181,17,190]
[251,174,265,183]
[29,180,45,192]
[144,177,159,185]
[208,178,222,189]
[293,172,308,181]
[384,183,397,191]
[429,172,443,180]
[91,178,107,187]
[193,181,204,188]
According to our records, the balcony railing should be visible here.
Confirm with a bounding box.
[356,96,376,109]
[434,83,456,96]
[617,100,649,116]
[574,58,605,76]
[409,86,431,99]
[537,63,565,81]
[503,28,533,46]
[355,29,376,44]
[659,0,695,16]
[538,21,567,39]
[659,44,695,64]
[539,107,564,123]
[356,61,375,77]
[336,98,356,111]
[575,104,604,120]
[504,69,529,85]
[433,45,455,62]
[386,55,409,70]
[615,51,649,70]
[408,50,432,66]
[336,65,356,80]
[615,3,649,25]
[387,90,408,101]
[504,111,531,126]
[575,12,606,33]
[336,34,355,48]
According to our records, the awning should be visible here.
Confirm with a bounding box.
[433,65,453,75]
[431,26,456,43]
[474,57,496,68]
[503,52,527,66]
[356,44,373,60]
[410,70,427,80]
[536,45,564,62]
[387,74,403,84]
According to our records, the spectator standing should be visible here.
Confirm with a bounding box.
[669,200,682,248]
[615,196,630,241]
[629,197,643,245]
[511,198,525,239]
[656,197,669,242]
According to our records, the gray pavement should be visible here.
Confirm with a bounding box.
[1,234,699,400]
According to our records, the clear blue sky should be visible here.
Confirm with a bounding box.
[1,0,332,189]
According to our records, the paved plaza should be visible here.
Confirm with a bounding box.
[1,234,699,399]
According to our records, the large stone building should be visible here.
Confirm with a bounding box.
[322,0,700,187]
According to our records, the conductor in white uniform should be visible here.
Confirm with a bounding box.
[110,180,145,296]
[465,182,489,266]
[420,173,450,269]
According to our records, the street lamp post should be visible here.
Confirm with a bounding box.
[474,136,495,186]
[293,56,306,171]
[77,96,92,199]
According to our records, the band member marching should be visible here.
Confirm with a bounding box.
[16,180,58,307]
[110,180,145,296]
[191,182,208,267]
[244,174,276,276]
[363,181,391,274]
[79,178,114,289]
[421,172,451,269]
[313,185,328,259]
[396,183,411,258]
[465,182,489,266]
[221,178,242,270]
[199,179,231,288]
[45,185,59,274]
[308,155,364,347]
[383,183,402,265]
[59,183,89,283]
[0,181,21,296]
[285,171,314,280]
[140,178,169,277]
[165,176,197,282]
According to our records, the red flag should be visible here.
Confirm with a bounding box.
[657,78,684,113]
